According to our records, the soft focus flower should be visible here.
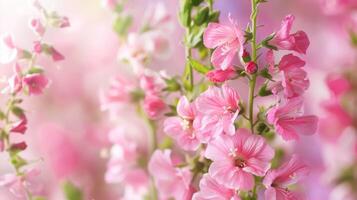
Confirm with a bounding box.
[49,47,65,62]
[148,150,193,200]
[205,129,274,190]
[279,54,309,99]
[10,142,28,151]
[195,84,241,141]
[206,67,236,83]
[100,75,136,111]
[326,74,352,97]
[6,63,23,94]
[0,33,17,64]
[10,115,27,134]
[271,15,310,54]
[263,155,309,200]
[33,41,42,54]
[29,18,45,36]
[0,169,43,199]
[245,61,257,74]
[192,174,241,200]
[267,97,318,141]
[164,96,200,151]
[319,99,352,141]
[143,2,172,31]
[23,73,49,95]
[143,94,166,119]
[101,0,118,10]
[203,17,244,70]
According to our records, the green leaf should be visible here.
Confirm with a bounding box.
[209,11,220,22]
[63,181,83,200]
[179,0,192,27]
[187,27,205,48]
[258,84,273,97]
[182,63,193,92]
[191,0,204,6]
[21,50,32,60]
[27,67,44,75]
[188,58,210,74]
[113,15,132,37]
[194,7,209,26]
[259,68,273,80]
[163,78,181,92]
[11,106,24,117]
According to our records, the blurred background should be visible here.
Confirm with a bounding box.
[0,0,356,199]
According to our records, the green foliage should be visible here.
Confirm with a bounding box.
[62,181,83,200]
[113,15,132,37]
[258,84,273,97]
[188,58,211,74]
[194,7,209,26]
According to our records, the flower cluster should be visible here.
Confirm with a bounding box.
[101,0,318,200]
[0,1,69,199]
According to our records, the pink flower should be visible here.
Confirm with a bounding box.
[10,115,27,134]
[10,142,28,151]
[29,18,45,36]
[0,33,17,64]
[58,16,70,28]
[271,15,309,54]
[105,128,139,183]
[326,74,351,97]
[148,150,194,200]
[143,94,166,119]
[100,75,136,111]
[206,67,236,83]
[245,61,258,74]
[164,96,200,151]
[50,47,65,62]
[0,169,43,199]
[7,63,23,94]
[203,17,244,70]
[205,129,275,190]
[263,155,309,200]
[192,174,241,200]
[101,0,118,10]
[267,97,318,141]
[33,41,42,54]
[23,73,49,95]
[195,85,240,141]
[279,54,309,98]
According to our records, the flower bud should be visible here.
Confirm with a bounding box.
[242,49,251,63]
[29,18,45,36]
[245,61,257,74]
[10,142,27,151]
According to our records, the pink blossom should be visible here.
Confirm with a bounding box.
[245,61,258,74]
[7,63,23,94]
[164,96,200,151]
[0,33,17,64]
[321,0,357,14]
[10,115,27,134]
[144,2,172,31]
[0,169,43,199]
[143,94,166,119]
[319,99,352,141]
[206,67,236,83]
[203,18,244,70]
[326,74,351,97]
[101,0,118,10]
[105,127,139,184]
[58,16,70,28]
[29,18,45,36]
[50,47,65,62]
[100,75,136,111]
[205,129,274,190]
[267,97,318,141]
[23,73,49,96]
[148,150,193,200]
[279,54,309,98]
[195,85,240,141]
[38,124,83,179]
[263,155,309,200]
[192,174,241,200]
[33,41,42,54]
[10,142,27,151]
[271,15,310,54]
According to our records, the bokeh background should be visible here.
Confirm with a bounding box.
[0,0,356,199]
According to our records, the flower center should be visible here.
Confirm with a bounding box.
[234,158,246,168]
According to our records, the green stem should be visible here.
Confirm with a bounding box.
[248,0,258,133]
